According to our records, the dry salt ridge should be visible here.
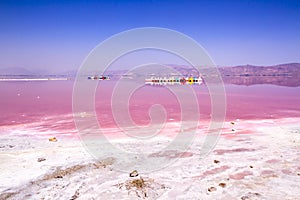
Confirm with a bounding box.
[0,118,300,200]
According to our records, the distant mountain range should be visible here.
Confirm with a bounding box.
[0,67,35,76]
[219,63,300,77]
[218,63,300,87]
[0,67,52,76]
[1,63,300,87]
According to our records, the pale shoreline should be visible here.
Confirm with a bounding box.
[0,117,299,199]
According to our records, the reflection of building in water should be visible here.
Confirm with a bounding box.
[145,77,202,85]
[87,75,110,80]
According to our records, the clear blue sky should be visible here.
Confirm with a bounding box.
[0,0,299,72]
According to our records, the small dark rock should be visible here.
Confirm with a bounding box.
[37,158,46,162]
[214,160,220,164]
[55,175,63,179]
[70,189,80,200]
[241,192,261,200]
[249,165,253,168]
[0,145,15,149]
[129,170,139,177]
[218,182,226,188]
[208,186,217,192]
[49,137,57,142]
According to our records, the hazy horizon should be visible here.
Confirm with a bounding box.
[1,62,300,75]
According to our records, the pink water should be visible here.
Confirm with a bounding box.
[0,81,299,135]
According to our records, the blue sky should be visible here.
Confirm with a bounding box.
[0,0,299,72]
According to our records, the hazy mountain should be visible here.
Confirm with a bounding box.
[216,63,300,87]
[1,63,299,87]
[218,63,300,76]
[0,67,34,76]
[0,67,52,76]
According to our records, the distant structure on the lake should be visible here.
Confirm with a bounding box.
[145,76,202,85]
[87,75,110,80]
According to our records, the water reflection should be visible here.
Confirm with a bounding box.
[221,75,300,87]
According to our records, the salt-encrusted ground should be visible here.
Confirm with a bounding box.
[0,118,299,200]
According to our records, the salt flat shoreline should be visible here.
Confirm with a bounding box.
[0,118,299,199]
